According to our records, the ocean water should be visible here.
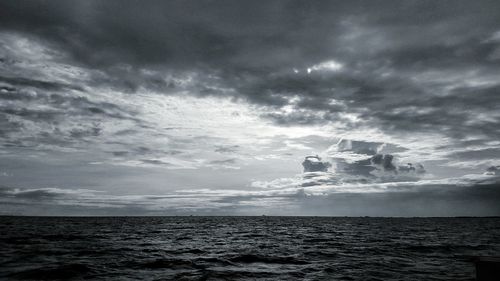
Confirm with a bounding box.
[1,217,499,280]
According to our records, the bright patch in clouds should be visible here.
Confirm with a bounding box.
[307,60,344,74]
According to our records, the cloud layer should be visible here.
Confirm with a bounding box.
[1,1,500,215]
[1,172,499,216]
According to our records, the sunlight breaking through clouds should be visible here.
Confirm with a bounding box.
[1,1,500,216]
[307,60,344,74]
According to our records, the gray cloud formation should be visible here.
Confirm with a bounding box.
[302,155,331,172]
[1,1,500,215]
[324,139,426,184]
[486,166,500,176]
[0,77,139,149]
[1,1,499,142]
[1,177,499,216]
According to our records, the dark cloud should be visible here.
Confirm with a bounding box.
[296,182,500,217]
[214,145,240,153]
[262,111,336,126]
[111,151,129,157]
[69,123,102,139]
[0,186,74,200]
[1,0,499,140]
[1,0,496,68]
[486,166,500,176]
[209,158,237,165]
[140,159,172,166]
[0,76,83,92]
[109,146,182,162]
[326,140,426,182]
[451,148,500,161]
[0,72,143,150]
[332,153,425,182]
[302,156,331,172]
[0,83,138,123]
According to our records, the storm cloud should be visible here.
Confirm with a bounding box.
[1,1,499,137]
[2,1,500,141]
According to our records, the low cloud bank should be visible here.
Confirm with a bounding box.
[2,169,499,216]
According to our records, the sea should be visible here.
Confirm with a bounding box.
[1,216,499,280]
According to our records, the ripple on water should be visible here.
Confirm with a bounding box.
[0,216,498,280]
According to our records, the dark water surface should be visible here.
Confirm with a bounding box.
[1,217,500,280]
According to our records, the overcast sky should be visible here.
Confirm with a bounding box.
[1,0,499,216]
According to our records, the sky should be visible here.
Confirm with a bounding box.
[0,0,500,216]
